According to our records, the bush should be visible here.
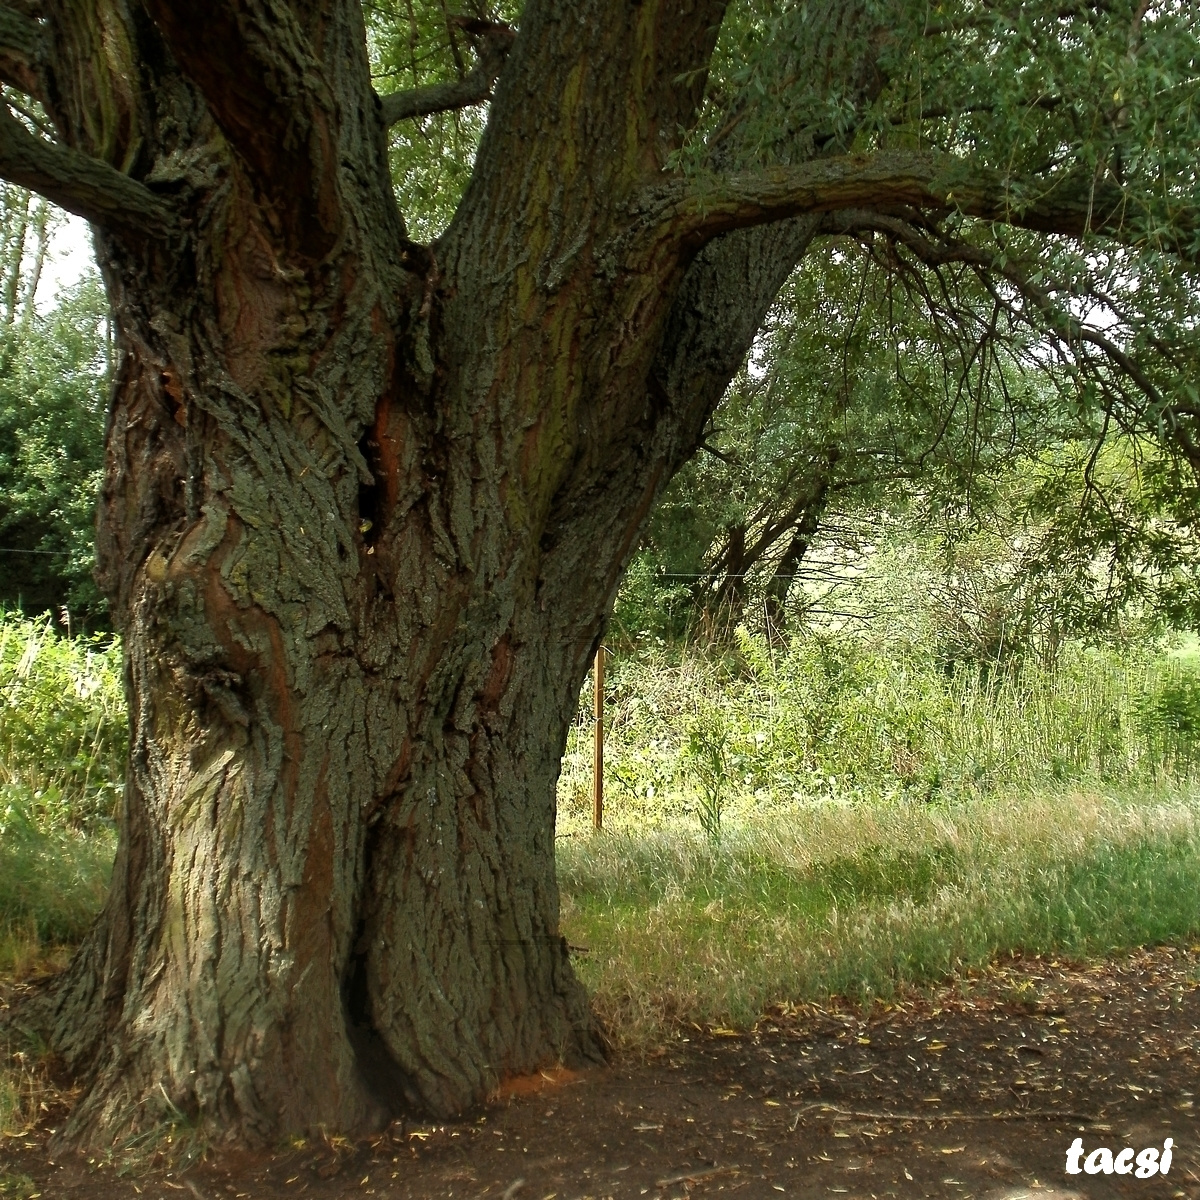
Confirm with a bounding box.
[1136,665,1200,773]
[0,611,125,831]
[557,628,1197,837]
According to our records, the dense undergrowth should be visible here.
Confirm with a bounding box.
[557,629,1200,837]
[553,624,1200,1042]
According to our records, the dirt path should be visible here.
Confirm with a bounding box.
[3,946,1198,1199]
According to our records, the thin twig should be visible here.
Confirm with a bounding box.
[789,1101,1100,1131]
[655,1163,740,1186]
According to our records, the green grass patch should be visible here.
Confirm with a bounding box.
[0,1171,38,1199]
[0,820,114,974]
[559,787,1200,1045]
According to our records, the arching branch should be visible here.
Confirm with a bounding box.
[644,151,1193,264]
[816,206,1194,459]
[0,101,176,236]
[379,20,515,126]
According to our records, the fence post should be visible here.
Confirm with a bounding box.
[593,645,604,832]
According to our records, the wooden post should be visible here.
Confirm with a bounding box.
[592,645,604,832]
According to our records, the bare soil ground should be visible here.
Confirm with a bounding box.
[3,945,1198,1200]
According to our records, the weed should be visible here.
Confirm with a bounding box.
[684,703,728,842]
[0,1172,38,1198]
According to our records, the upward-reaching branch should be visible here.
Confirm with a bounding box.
[379,20,515,125]
[443,0,728,280]
[0,102,175,236]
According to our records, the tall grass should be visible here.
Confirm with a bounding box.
[559,787,1200,1044]
[0,610,126,831]
[0,829,114,972]
[557,631,1200,836]
[0,611,120,976]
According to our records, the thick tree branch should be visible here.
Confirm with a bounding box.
[0,3,43,97]
[443,0,728,281]
[647,151,1193,260]
[0,102,175,236]
[582,1,899,549]
[379,21,515,125]
[142,0,342,256]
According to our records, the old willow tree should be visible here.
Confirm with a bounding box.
[1,0,1197,1146]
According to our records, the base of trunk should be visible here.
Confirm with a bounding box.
[15,784,605,1150]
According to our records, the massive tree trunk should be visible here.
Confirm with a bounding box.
[17,0,747,1147]
[7,0,895,1149]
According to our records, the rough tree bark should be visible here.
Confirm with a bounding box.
[0,0,1168,1150]
[10,0,748,1146]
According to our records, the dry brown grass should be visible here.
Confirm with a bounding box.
[559,787,1200,1048]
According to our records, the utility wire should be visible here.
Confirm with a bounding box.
[654,572,815,579]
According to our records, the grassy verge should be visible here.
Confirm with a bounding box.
[0,829,114,978]
[558,787,1200,1047]
[0,824,113,1137]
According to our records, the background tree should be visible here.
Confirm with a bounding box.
[633,222,1200,646]
[0,0,1197,1151]
[637,232,1074,637]
[0,182,110,624]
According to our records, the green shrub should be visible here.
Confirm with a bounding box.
[559,630,1196,837]
[0,611,125,831]
[1136,665,1200,771]
[683,703,729,842]
[612,552,696,644]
